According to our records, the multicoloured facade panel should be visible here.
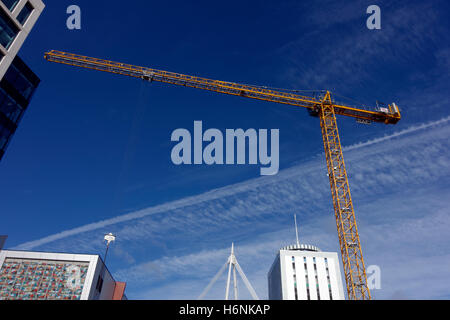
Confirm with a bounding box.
[0,250,126,300]
[0,258,89,300]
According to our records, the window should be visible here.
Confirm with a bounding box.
[4,63,35,99]
[96,275,104,293]
[0,87,22,123]
[0,7,19,49]
[16,1,33,25]
[325,258,333,300]
[0,123,12,150]
[1,0,19,11]
[292,260,298,300]
[315,275,320,300]
[293,274,298,300]
[304,264,310,300]
[305,275,310,300]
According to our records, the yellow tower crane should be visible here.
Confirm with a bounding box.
[44,50,401,300]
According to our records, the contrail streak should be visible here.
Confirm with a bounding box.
[13,116,450,250]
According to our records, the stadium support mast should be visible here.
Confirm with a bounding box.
[198,243,259,300]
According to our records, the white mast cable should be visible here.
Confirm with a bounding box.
[225,244,234,300]
[231,243,238,300]
[234,261,259,300]
[197,261,228,300]
[233,263,238,300]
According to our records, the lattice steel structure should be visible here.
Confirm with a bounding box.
[44,50,402,300]
[319,93,370,300]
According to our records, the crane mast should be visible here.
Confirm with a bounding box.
[320,92,370,300]
[44,50,402,300]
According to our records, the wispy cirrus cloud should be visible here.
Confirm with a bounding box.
[119,195,450,300]
[11,113,450,299]
[274,0,449,101]
[13,116,450,252]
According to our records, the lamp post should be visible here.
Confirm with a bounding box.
[103,233,116,265]
[94,233,116,298]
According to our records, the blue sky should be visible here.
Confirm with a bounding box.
[1,0,449,299]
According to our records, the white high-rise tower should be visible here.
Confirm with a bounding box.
[267,215,345,300]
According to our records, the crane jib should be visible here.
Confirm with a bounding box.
[44,50,400,125]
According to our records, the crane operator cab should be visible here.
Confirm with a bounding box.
[375,102,401,125]
[377,101,400,116]
[390,102,401,116]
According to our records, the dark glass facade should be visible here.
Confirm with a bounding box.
[16,1,33,25]
[1,0,20,12]
[0,55,39,161]
[0,5,19,49]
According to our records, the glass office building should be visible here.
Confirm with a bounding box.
[0,55,39,161]
[0,1,45,78]
[0,0,44,161]
[0,5,19,49]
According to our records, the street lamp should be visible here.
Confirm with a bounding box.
[103,233,116,264]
